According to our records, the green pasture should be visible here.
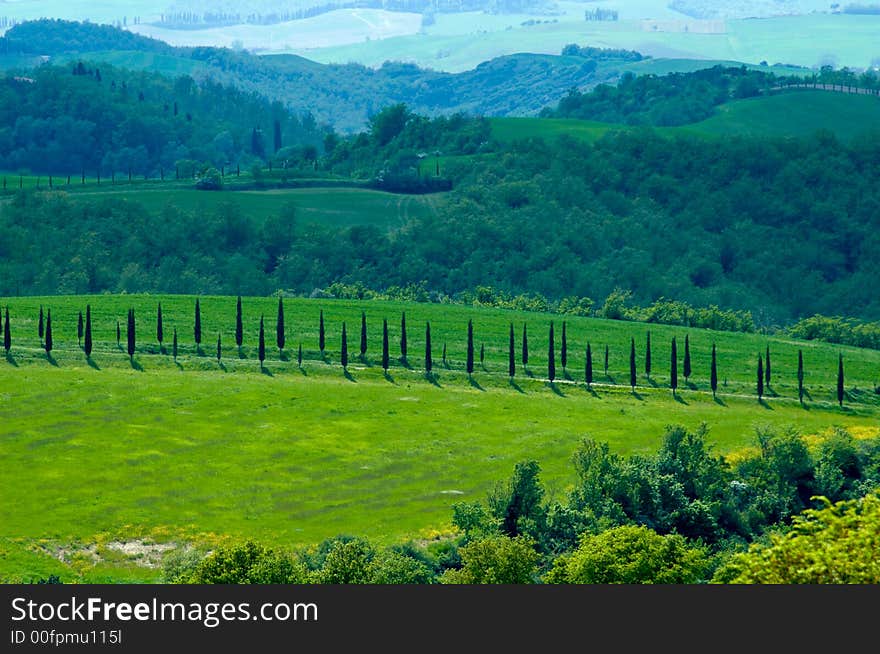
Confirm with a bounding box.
[2,295,880,581]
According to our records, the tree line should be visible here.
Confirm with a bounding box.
[1,299,859,407]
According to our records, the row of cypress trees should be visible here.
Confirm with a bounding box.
[2,302,850,405]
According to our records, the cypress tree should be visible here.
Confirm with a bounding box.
[548,321,556,382]
[508,323,515,378]
[319,310,325,354]
[216,333,222,363]
[442,343,447,366]
[561,321,567,371]
[194,298,202,349]
[45,309,53,355]
[765,345,771,387]
[173,328,178,361]
[77,311,83,348]
[604,344,609,377]
[360,311,367,359]
[670,337,678,396]
[4,307,11,353]
[84,305,92,357]
[425,322,432,373]
[629,338,636,390]
[585,343,593,387]
[757,355,764,400]
[466,320,474,375]
[710,344,718,399]
[235,296,243,349]
[341,322,348,370]
[157,302,164,349]
[645,331,651,378]
[276,297,285,354]
[38,305,44,344]
[258,316,266,368]
[837,353,844,407]
[400,312,407,362]
[797,350,805,405]
[127,308,136,361]
[297,343,303,367]
[116,319,121,347]
[382,319,389,371]
[521,323,529,370]
[683,334,692,382]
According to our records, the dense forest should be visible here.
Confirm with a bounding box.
[0,63,326,175]
[0,20,648,132]
[544,65,880,126]
[2,102,880,324]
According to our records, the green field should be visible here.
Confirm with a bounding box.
[1,294,878,582]
[489,90,880,144]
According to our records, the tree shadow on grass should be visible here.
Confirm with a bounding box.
[46,353,59,367]
[5,351,18,367]
[86,357,100,371]
[799,400,810,411]
[426,372,441,387]
[383,370,395,384]
[758,398,774,410]
[631,389,644,401]
[343,369,357,383]
[606,374,616,384]
[803,389,813,401]
[260,366,274,377]
[218,362,227,372]
[468,375,484,392]
[646,377,658,388]
[238,348,246,360]
[713,395,726,407]
[524,367,533,378]
[508,378,524,394]
[280,351,291,362]
[130,358,144,372]
[673,393,688,405]
[174,361,183,370]
[399,357,412,370]
[585,385,599,398]
[686,381,697,390]
[547,381,565,397]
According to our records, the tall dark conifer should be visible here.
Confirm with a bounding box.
[77,311,83,348]
[127,308,136,361]
[3,307,10,353]
[521,323,529,370]
[442,343,447,366]
[604,345,609,377]
[629,338,636,390]
[157,303,164,349]
[258,316,266,368]
[561,321,567,371]
[235,296,243,349]
[116,320,121,347]
[84,305,92,357]
[710,344,718,399]
[173,328,178,361]
[757,355,764,400]
[217,333,222,363]
[341,322,348,370]
[466,320,474,375]
[797,350,805,405]
[425,322,432,373]
[276,297,285,355]
[670,337,678,396]
[382,319,389,371]
[319,310,325,354]
[400,312,407,362]
[585,343,593,387]
[194,299,202,350]
[45,310,53,355]
[683,334,692,382]
[360,311,367,359]
[548,322,556,382]
[297,343,303,367]
[765,345,772,387]
[508,323,515,378]
[837,353,844,407]
[645,331,651,378]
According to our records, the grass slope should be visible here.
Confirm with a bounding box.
[2,295,879,581]
[490,91,880,143]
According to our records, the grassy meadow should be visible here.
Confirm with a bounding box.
[1,294,879,582]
